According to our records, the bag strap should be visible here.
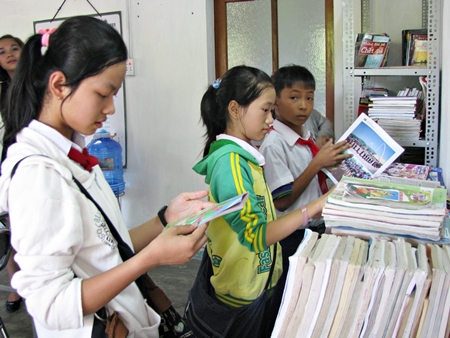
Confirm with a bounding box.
[264,242,277,291]
[10,156,171,312]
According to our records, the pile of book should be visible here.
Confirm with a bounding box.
[272,231,450,338]
[354,33,390,68]
[367,92,423,141]
[322,176,447,243]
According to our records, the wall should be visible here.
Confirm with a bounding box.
[0,0,215,228]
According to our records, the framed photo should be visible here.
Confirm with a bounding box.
[33,12,128,166]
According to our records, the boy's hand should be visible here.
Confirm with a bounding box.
[312,139,353,169]
[316,135,332,149]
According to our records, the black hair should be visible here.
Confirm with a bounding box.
[0,35,24,108]
[271,64,315,97]
[200,65,273,157]
[1,16,128,162]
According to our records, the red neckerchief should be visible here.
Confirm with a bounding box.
[270,125,328,194]
[295,138,328,194]
[68,147,99,172]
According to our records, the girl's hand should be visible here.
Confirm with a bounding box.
[165,190,214,224]
[144,223,208,267]
[312,139,353,169]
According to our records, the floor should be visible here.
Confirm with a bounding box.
[0,255,202,337]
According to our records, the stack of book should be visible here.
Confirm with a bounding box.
[272,231,450,338]
[368,94,423,141]
[322,176,447,243]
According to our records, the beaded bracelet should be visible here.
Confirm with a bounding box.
[301,205,309,227]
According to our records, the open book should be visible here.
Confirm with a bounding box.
[322,114,404,185]
[167,192,249,227]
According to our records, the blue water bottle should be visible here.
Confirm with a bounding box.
[87,129,125,196]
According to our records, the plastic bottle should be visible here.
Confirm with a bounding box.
[86,129,125,195]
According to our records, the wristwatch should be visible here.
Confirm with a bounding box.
[158,205,168,226]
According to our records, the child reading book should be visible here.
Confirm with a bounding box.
[259,65,352,321]
[185,65,331,338]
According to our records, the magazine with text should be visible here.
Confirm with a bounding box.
[167,192,249,227]
[322,114,404,185]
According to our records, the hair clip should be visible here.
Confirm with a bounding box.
[38,27,57,47]
[212,78,222,89]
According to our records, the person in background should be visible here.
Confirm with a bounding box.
[304,108,334,148]
[0,33,24,313]
[259,64,352,321]
[185,65,332,338]
[0,16,211,337]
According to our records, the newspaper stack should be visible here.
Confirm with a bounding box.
[322,176,447,243]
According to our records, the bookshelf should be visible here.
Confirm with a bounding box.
[342,0,442,167]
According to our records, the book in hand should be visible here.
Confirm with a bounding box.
[355,33,390,68]
[321,113,404,185]
[167,192,249,227]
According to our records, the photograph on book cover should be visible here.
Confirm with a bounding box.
[167,192,249,227]
[323,114,404,184]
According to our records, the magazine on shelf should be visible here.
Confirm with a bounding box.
[354,33,390,68]
[167,192,249,227]
[322,114,404,185]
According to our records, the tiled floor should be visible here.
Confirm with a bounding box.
[0,256,202,337]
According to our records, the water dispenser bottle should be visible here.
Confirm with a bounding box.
[87,129,125,196]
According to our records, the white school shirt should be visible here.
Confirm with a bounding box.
[0,121,159,338]
[259,119,323,227]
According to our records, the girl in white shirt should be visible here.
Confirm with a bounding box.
[0,16,210,338]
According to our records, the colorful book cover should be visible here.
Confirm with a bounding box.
[355,33,390,68]
[322,114,404,185]
[378,162,431,180]
[167,192,249,227]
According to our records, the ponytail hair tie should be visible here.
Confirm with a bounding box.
[38,27,57,47]
[212,78,222,89]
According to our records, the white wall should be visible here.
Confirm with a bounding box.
[0,0,215,228]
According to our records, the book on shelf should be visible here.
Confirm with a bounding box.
[402,29,428,66]
[321,113,404,185]
[355,33,390,68]
[166,192,249,227]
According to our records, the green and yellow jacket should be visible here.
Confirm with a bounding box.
[193,139,282,308]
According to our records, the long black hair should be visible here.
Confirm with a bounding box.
[1,16,128,162]
[0,34,24,108]
[200,65,273,157]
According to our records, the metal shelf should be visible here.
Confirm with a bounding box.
[353,67,429,77]
[342,0,442,167]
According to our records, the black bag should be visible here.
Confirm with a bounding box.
[73,177,196,338]
[185,246,277,338]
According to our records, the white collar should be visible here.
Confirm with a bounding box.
[271,119,311,146]
[216,134,265,166]
[28,120,86,155]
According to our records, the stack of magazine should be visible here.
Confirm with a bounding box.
[322,176,448,243]
[271,231,450,338]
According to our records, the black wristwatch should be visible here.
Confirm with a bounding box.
[158,205,168,226]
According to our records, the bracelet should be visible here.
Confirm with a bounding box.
[301,205,309,227]
[158,205,168,226]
